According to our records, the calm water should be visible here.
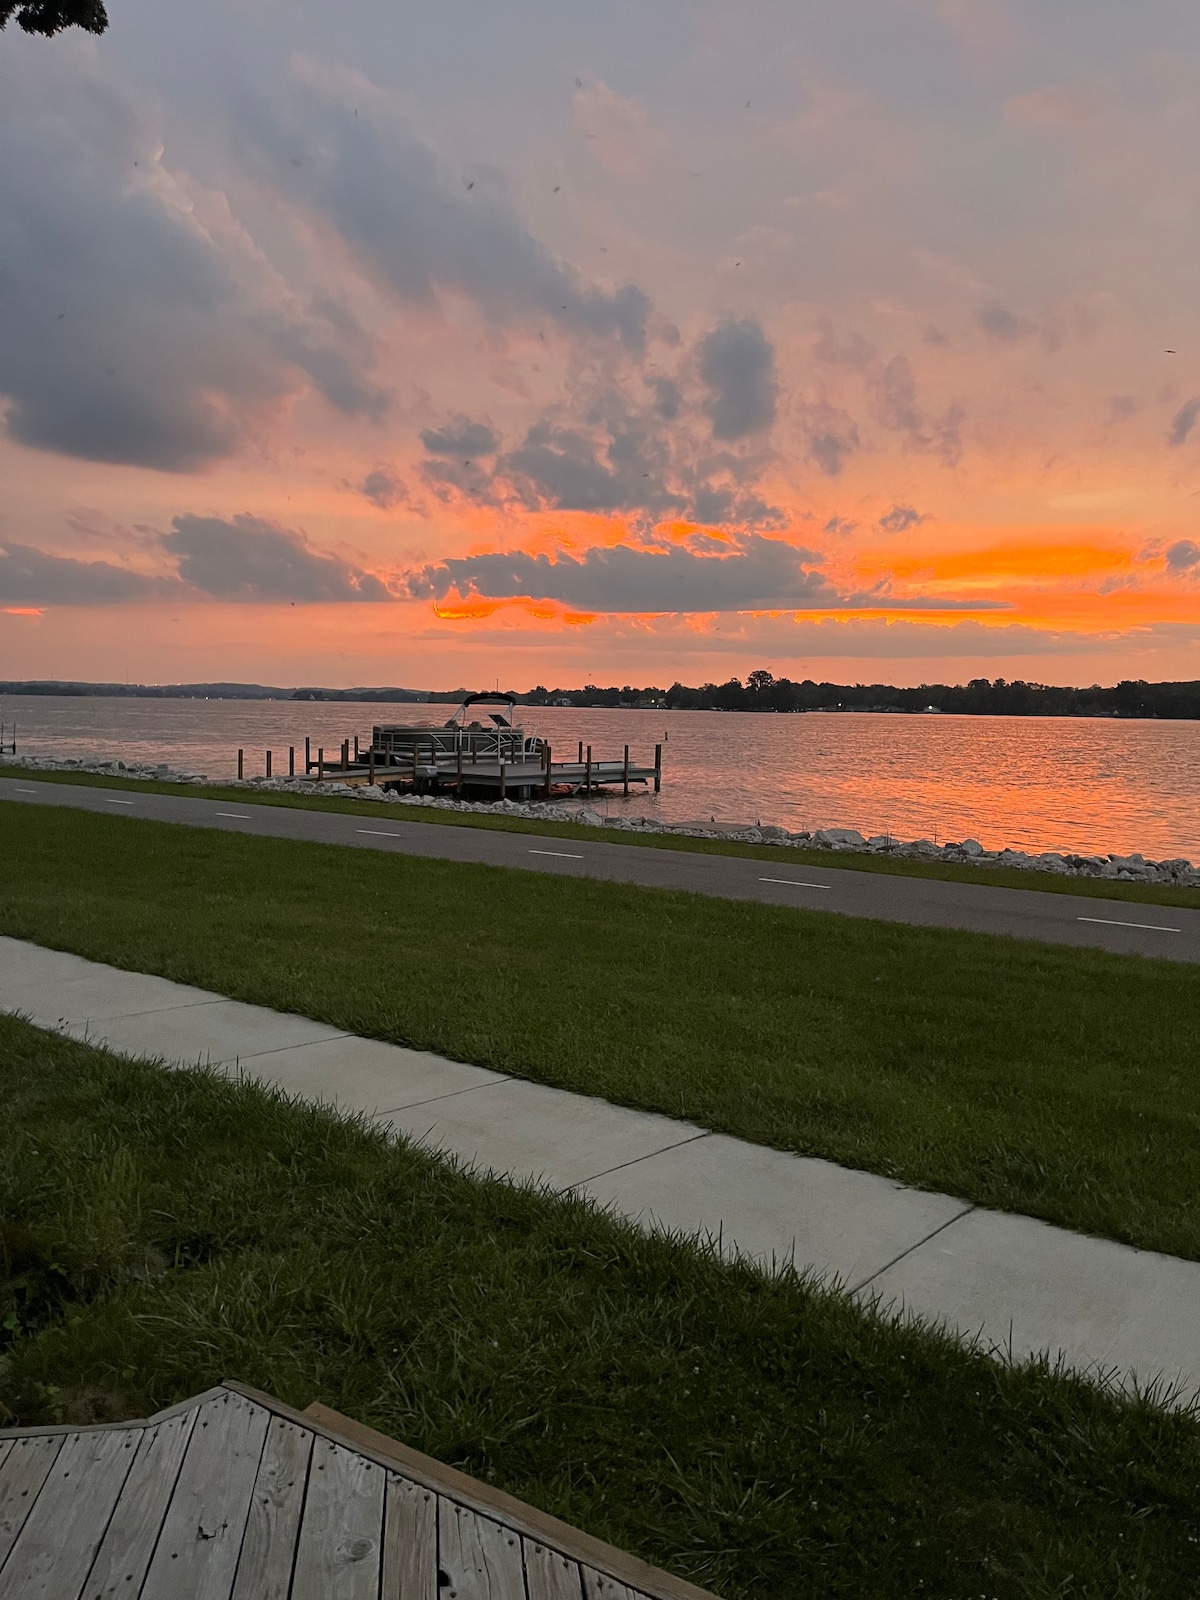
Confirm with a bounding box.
[3,695,1198,859]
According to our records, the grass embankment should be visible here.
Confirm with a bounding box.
[1,1016,1197,1600]
[9,765,1200,910]
[3,802,1199,1260]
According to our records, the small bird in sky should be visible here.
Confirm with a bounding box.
[744,99,750,108]
[1166,349,1177,354]
[575,76,582,87]
[599,245,608,252]
[57,312,65,320]
[553,185,561,192]
[466,180,474,189]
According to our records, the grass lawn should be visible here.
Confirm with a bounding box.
[8,764,1200,910]
[2,802,1200,1261]
[1,1015,1197,1600]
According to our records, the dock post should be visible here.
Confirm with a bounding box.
[369,748,375,786]
[341,739,349,772]
[289,746,295,778]
[318,747,324,781]
[623,744,629,796]
[305,736,311,773]
[456,745,463,795]
[266,750,272,778]
[543,742,552,800]
[499,761,506,802]
[237,748,243,780]
[578,739,583,763]
[654,743,662,793]
[354,734,360,761]
[585,745,592,797]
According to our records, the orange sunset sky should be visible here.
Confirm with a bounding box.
[2,0,1200,689]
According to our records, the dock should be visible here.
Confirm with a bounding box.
[0,1381,716,1599]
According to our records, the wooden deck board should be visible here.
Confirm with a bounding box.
[0,1385,719,1600]
[140,1391,270,1600]
[230,1415,313,1600]
[381,1472,436,1600]
[84,1412,198,1600]
[524,1541,585,1600]
[0,1427,138,1598]
[0,1434,63,1573]
[582,1571,643,1600]
[290,1435,385,1600]
[438,1500,526,1600]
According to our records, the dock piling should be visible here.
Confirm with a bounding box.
[341,739,349,772]
[623,744,630,796]
[237,748,243,780]
[266,750,272,778]
[585,745,592,797]
[499,760,506,802]
[318,747,324,781]
[578,740,583,763]
[354,734,360,761]
[654,744,662,793]
[369,748,375,785]
[305,736,311,774]
[543,742,552,800]
[289,746,295,778]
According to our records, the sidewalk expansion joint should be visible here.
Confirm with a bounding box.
[568,1131,713,1190]
[845,1201,977,1297]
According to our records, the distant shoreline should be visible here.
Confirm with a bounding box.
[2,676,1200,721]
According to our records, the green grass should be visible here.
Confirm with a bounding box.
[3,802,1200,1261]
[9,764,1200,909]
[1,1015,1197,1600]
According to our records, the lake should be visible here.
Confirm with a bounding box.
[2,694,1198,860]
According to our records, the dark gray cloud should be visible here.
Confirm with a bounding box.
[1108,394,1138,422]
[0,542,169,605]
[420,418,500,457]
[808,422,860,476]
[824,516,857,536]
[358,467,407,510]
[407,534,831,612]
[975,304,1031,343]
[1168,398,1200,448]
[1165,539,1200,572]
[163,514,391,601]
[649,376,682,420]
[417,374,784,530]
[0,57,387,471]
[878,504,928,533]
[244,68,650,350]
[698,317,778,439]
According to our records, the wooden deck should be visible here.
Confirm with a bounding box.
[0,1382,718,1600]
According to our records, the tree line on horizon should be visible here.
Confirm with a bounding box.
[519,674,1200,719]
[4,675,1200,719]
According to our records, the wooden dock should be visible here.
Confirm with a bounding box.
[0,1381,718,1599]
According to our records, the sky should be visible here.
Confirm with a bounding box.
[2,0,1200,690]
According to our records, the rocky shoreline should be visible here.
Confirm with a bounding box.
[5,752,1196,888]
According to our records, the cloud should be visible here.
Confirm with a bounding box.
[358,467,407,510]
[698,317,778,440]
[1165,540,1200,572]
[419,418,500,457]
[1167,398,1200,449]
[0,542,168,605]
[813,326,962,466]
[1108,394,1138,422]
[824,516,857,536]
[246,61,651,350]
[407,534,832,612]
[418,369,784,530]
[0,53,388,472]
[975,304,1033,343]
[163,514,392,601]
[878,504,928,533]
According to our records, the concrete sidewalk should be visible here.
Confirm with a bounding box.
[2,934,1198,1405]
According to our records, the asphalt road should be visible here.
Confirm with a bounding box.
[4,774,1200,963]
